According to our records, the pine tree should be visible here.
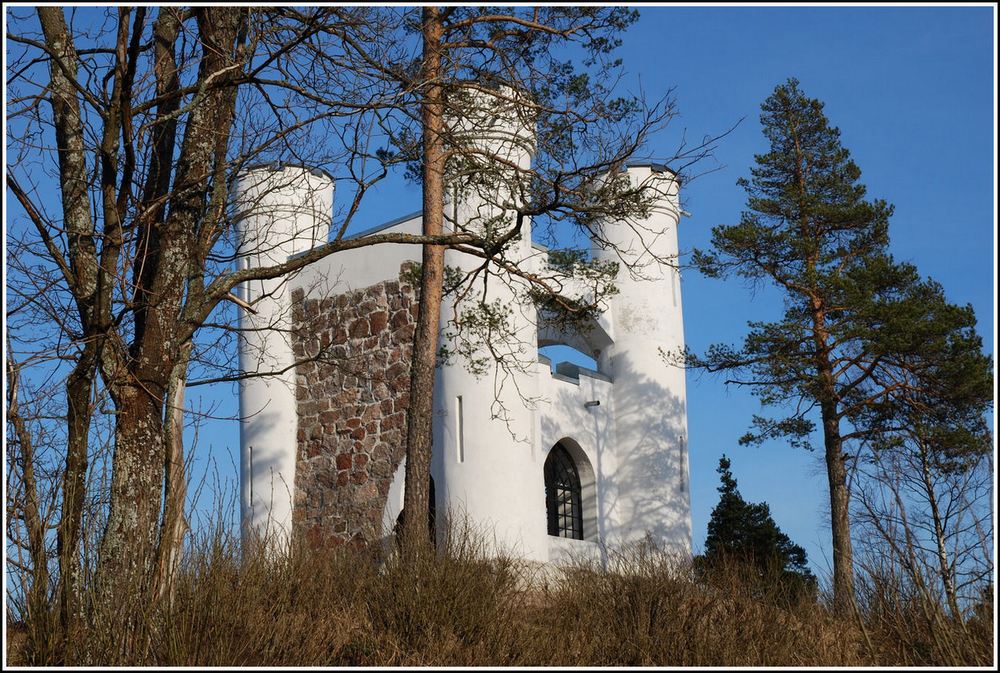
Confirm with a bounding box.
[700,455,816,601]
[395,7,674,557]
[687,78,990,614]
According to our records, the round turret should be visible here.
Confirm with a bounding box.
[235,165,333,550]
[431,86,547,560]
[445,84,535,256]
[590,163,692,555]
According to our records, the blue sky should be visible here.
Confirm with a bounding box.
[621,5,996,574]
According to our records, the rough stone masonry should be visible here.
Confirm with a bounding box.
[291,262,419,547]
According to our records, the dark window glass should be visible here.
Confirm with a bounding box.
[544,443,583,540]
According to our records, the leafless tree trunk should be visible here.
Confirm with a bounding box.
[853,441,992,623]
[33,6,105,637]
[153,345,192,603]
[915,441,963,623]
[6,346,55,654]
[93,6,246,600]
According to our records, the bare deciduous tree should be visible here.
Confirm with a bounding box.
[6,7,485,643]
[6,7,717,656]
[853,442,992,625]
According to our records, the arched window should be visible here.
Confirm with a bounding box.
[544,443,583,539]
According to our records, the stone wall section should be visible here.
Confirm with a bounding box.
[290,263,418,547]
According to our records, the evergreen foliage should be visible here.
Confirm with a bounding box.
[699,455,817,600]
[850,272,993,469]
[684,78,992,612]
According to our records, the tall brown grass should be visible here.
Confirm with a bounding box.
[6,522,993,667]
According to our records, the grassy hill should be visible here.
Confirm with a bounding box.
[6,524,993,667]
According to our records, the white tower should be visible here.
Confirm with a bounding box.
[235,165,333,549]
[592,164,692,554]
[431,86,549,560]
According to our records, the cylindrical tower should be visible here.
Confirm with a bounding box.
[432,85,549,560]
[235,164,333,549]
[445,83,535,261]
[591,164,691,555]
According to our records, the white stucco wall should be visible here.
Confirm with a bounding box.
[236,165,333,548]
[236,151,690,565]
[592,165,692,556]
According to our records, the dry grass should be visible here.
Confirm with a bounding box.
[6,525,993,667]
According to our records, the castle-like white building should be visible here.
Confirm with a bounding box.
[235,96,691,566]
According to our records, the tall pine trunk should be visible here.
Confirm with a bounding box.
[812,301,855,616]
[821,394,855,615]
[795,113,855,614]
[401,6,445,560]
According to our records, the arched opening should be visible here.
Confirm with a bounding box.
[544,443,583,539]
[544,439,598,542]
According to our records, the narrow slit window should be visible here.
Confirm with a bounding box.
[456,395,464,462]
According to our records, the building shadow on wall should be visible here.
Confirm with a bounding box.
[541,354,690,559]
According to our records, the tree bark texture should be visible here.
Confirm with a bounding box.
[36,7,102,639]
[821,392,856,616]
[97,388,166,592]
[96,6,245,600]
[813,299,855,616]
[401,6,445,560]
